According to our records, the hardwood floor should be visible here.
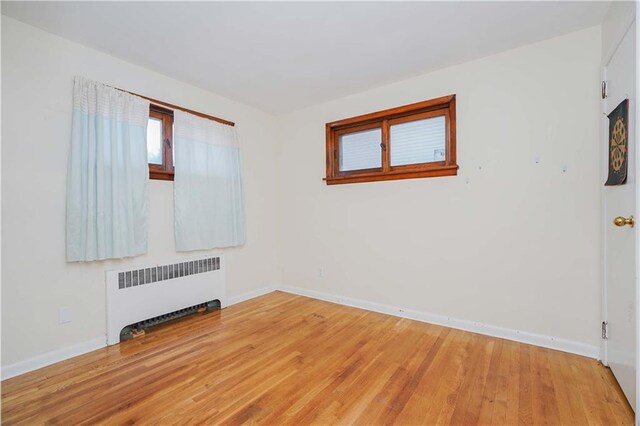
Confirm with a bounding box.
[1,291,634,425]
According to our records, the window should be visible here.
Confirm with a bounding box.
[325,95,457,185]
[147,105,175,180]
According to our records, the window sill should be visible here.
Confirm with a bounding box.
[324,165,458,185]
[150,169,175,181]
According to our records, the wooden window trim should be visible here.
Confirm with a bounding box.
[149,104,175,181]
[111,86,236,181]
[144,102,234,181]
[324,95,457,185]
[334,122,384,176]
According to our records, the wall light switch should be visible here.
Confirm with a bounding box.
[59,307,72,324]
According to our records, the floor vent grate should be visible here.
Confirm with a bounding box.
[120,299,221,341]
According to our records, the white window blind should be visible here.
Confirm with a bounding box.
[390,115,446,166]
[339,128,382,171]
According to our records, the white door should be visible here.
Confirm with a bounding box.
[604,20,637,411]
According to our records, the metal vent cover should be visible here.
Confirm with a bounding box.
[117,257,220,289]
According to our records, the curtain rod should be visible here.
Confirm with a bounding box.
[118,87,235,127]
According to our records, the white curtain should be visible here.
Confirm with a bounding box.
[174,110,246,251]
[66,76,150,261]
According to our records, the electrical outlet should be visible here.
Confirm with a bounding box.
[59,307,72,324]
[317,267,324,279]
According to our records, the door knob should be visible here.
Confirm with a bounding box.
[613,215,635,227]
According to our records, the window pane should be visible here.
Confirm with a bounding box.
[147,117,163,165]
[390,116,445,166]
[339,128,382,171]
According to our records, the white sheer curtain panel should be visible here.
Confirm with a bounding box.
[66,76,150,261]
[174,110,246,251]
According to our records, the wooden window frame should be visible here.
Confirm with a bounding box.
[118,88,234,182]
[324,95,457,185]
[148,104,175,181]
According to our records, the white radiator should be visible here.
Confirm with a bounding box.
[105,255,227,345]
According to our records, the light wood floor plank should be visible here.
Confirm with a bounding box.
[1,291,633,425]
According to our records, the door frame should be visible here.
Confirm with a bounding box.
[600,11,639,414]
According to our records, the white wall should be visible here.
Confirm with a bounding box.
[277,26,603,348]
[1,16,281,366]
[2,16,606,369]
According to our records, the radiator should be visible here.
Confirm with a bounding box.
[105,255,226,345]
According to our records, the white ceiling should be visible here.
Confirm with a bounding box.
[2,1,609,114]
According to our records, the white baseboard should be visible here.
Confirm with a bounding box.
[1,283,600,381]
[1,336,106,381]
[227,285,278,306]
[278,285,600,360]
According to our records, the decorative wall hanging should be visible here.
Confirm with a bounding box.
[605,99,630,186]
